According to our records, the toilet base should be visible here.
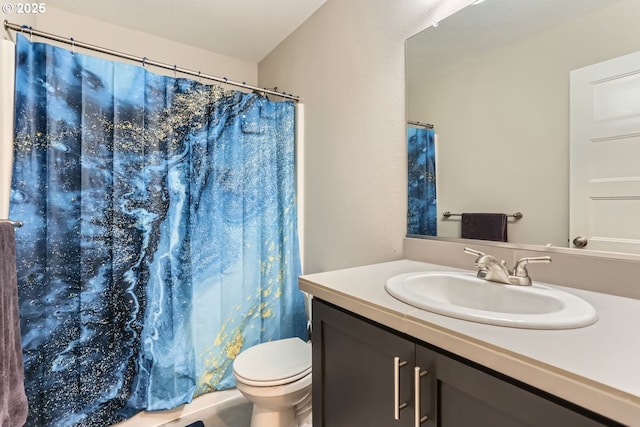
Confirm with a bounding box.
[297,410,312,427]
[250,404,296,427]
[295,392,312,426]
[248,396,313,427]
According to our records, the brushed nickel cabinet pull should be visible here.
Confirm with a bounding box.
[414,366,429,426]
[394,357,409,420]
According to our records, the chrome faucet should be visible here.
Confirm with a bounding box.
[464,248,551,286]
[466,249,511,284]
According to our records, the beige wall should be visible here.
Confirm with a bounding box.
[2,7,257,86]
[259,0,474,274]
[408,0,640,247]
[259,0,640,297]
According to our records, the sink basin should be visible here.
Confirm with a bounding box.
[385,271,598,329]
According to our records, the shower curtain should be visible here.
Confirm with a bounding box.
[9,34,306,426]
[407,126,437,236]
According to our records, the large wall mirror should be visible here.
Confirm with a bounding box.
[406,0,640,256]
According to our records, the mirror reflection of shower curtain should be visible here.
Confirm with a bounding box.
[0,39,15,219]
[407,125,437,235]
[10,34,306,426]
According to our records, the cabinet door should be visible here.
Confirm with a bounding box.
[418,344,613,427]
[313,300,415,427]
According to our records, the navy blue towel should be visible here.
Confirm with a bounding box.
[461,213,508,242]
[185,421,205,427]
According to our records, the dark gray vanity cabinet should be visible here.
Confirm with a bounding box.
[312,298,415,427]
[312,299,621,427]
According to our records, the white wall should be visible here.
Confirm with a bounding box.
[259,0,474,274]
[0,39,13,219]
[408,0,640,247]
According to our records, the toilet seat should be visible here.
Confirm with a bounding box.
[233,337,311,387]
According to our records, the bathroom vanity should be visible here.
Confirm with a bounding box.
[299,260,640,427]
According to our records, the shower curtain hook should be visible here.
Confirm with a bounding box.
[29,26,33,43]
[173,64,177,78]
[198,71,202,83]
[70,37,75,55]
[142,57,147,68]
[19,24,26,42]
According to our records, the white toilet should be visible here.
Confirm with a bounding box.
[233,337,312,427]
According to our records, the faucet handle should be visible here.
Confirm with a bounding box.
[464,247,485,257]
[512,256,552,277]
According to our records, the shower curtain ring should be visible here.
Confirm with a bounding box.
[173,64,177,77]
[142,57,147,68]
[70,37,75,55]
[29,26,33,43]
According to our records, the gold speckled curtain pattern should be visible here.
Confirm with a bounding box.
[10,34,306,426]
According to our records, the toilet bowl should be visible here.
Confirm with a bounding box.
[233,337,312,427]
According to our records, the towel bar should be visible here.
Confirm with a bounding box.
[0,219,24,227]
[442,211,523,220]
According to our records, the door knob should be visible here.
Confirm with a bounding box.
[572,236,588,248]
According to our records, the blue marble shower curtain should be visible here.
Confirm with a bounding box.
[407,126,437,235]
[9,34,306,426]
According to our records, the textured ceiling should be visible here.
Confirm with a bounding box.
[44,0,327,62]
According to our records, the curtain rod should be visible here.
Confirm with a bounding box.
[3,20,300,102]
[407,120,433,129]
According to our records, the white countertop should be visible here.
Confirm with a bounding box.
[299,260,640,427]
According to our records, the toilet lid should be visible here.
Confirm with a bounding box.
[233,337,311,386]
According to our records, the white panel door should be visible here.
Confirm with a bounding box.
[570,50,640,253]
